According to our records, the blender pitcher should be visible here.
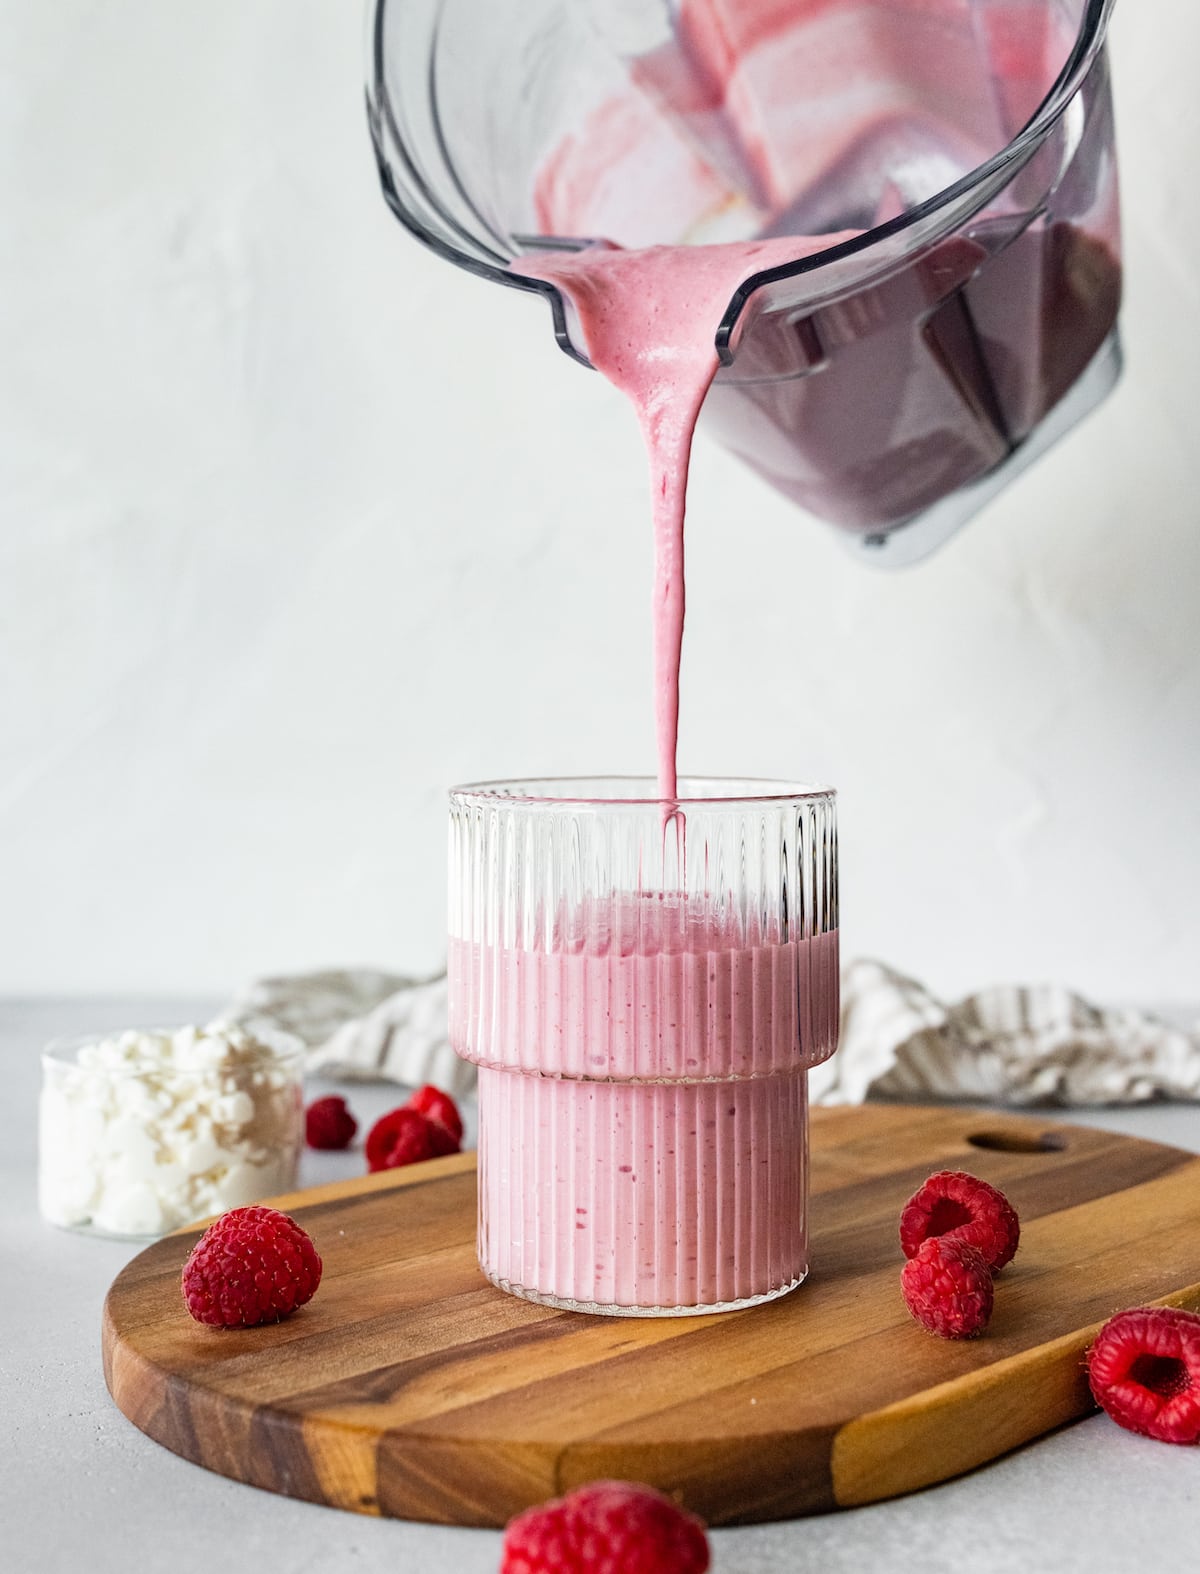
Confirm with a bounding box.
[366,0,1121,565]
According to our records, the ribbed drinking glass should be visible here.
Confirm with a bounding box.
[448,777,838,1315]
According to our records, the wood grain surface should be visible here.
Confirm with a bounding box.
[102,1104,1200,1527]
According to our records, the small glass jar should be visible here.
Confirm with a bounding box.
[38,1023,305,1239]
[448,777,839,1316]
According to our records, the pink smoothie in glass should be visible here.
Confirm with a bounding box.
[451,898,838,1309]
[476,1066,810,1309]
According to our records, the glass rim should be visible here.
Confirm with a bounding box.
[41,1025,307,1075]
[448,774,836,808]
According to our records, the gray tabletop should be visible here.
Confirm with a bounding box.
[3,998,1198,1574]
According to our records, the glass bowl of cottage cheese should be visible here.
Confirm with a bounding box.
[38,1022,305,1239]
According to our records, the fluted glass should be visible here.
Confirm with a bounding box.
[448,777,838,1316]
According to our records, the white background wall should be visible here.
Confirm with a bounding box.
[2,3,1197,1002]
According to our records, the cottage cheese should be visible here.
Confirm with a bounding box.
[38,1022,304,1237]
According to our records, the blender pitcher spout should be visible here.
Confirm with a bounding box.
[367,0,1123,563]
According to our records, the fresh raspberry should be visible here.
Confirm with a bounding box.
[404,1083,463,1145]
[501,1480,710,1574]
[305,1094,358,1150]
[901,1236,994,1339]
[899,1169,1020,1273]
[1087,1306,1200,1444]
[365,1106,457,1172]
[181,1205,322,1328]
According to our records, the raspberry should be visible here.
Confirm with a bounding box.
[901,1237,994,1339]
[365,1106,457,1172]
[181,1205,322,1328]
[899,1169,1020,1273]
[501,1480,710,1574]
[305,1094,358,1150]
[1087,1306,1200,1444]
[405,1083,464,1145]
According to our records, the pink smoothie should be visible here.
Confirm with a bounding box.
[514,235,850,800]
[449,900,839,1082]
[476,1065,809,1310]
[450,899,838,1310]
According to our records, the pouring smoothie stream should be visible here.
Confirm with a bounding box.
[513,235,852,800]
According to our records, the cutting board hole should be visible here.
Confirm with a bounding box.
[966,1129,1066,1154]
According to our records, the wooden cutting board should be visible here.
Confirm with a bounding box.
[102,1104,1200,1527]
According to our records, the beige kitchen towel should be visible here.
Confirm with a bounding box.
[226,961,1200,1106]
[226,968,472,1098]
[812,960,1200,1105]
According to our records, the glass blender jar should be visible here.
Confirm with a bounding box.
[366,0,1121,562]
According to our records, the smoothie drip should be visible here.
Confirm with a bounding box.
[513,235,846,800]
